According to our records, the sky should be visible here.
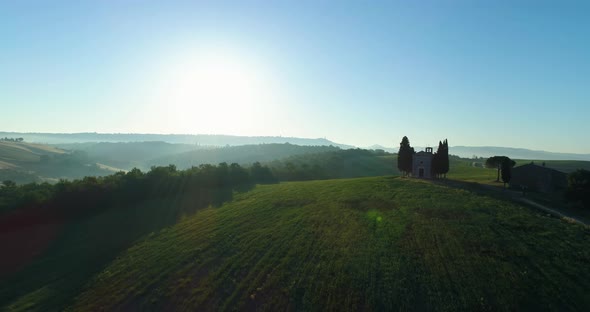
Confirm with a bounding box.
[1,1,589,153]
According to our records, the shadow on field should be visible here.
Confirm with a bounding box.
[429,178,527,206]
[431,178,505,193]
[0,185,251,311]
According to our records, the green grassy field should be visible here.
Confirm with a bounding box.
[4,176,588,311]
[446,158,498,184]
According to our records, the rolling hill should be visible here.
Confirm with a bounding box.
[55,141,202,170]
[54,142,350,171]
[0,141,115,184]
[150,144,342,169]
[0,141,65,166]
[4,138,589,186]
[267,149,397,181]
[4,132,590,161]
[2,176,588,311]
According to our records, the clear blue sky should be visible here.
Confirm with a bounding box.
[1,1,589,153]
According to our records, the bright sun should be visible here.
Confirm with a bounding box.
[154,51,274,134]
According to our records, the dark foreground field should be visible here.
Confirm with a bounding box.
[2,177,590,311]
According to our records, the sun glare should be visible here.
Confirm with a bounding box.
[153,51,274,134]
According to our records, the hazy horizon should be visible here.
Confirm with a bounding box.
[2,1,589,153]
[3,131,590,156]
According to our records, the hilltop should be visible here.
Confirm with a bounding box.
[2,175,589,311]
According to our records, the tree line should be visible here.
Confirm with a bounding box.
[0,148,401,214]
[1,137,24,142]
[268,148,394,181]
[0,162,276,216]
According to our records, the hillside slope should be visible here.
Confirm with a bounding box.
[0,141,65,166]
[0,141,114,183]
[4,177,583,311]
[151,144,341,169]
[267,149,397,180]
[55,141,201,170]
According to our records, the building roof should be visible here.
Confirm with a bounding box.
[513,163,566,176]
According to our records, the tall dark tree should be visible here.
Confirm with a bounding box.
[432,141,443,178]
[501,158,512,188]
[397,136,414,176]
[441,139,449,178]
[486,156,514,182]
[431,139,449,178]
[250,162,276,184]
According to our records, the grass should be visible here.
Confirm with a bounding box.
[0,196,203,311]
[448,158,590,222]
[3,177,585,311]
[447,158,498,184]
[2,157,590,311]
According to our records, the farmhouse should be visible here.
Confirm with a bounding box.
[412,147,433,178]
[510,163,567,192]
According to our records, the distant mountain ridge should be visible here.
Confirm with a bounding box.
[3,132,588,161]
[0,132,354,149]
[450,146,590,161]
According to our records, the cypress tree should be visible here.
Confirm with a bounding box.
[432,140,443,178]
[441,139,449,178]
[397,136,414,176]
